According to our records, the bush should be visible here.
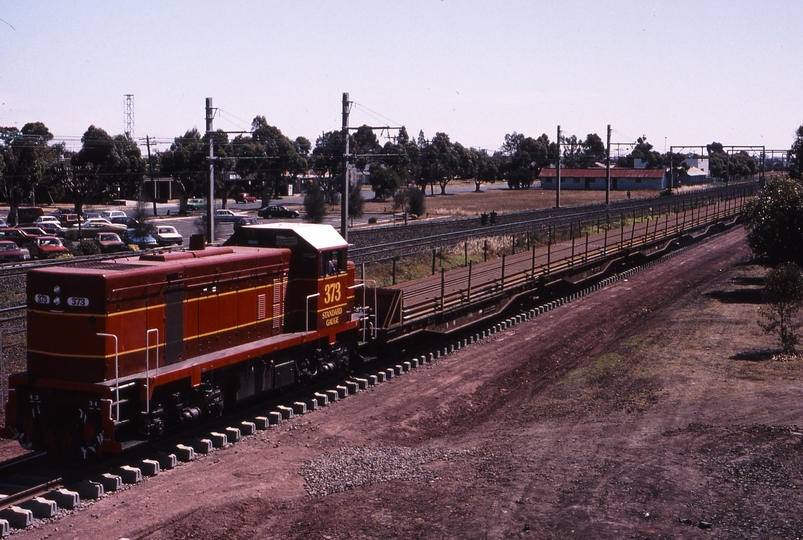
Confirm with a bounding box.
[304,184,327,223]
[759,262,803,354]
[744,176,803,266]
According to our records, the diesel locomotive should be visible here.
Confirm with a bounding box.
[4,223,367,456]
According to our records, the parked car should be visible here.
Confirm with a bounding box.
[0,240,30,262]
[233,217,263,231]
[234,193,257,203]
[0,228,32,246]
[187,198,207,210]
[152,225,183,246]
[214,209,248,223]
[17,206,44,224]
[64,218,127,239]
[26,236,70,259]
[35,221,66,236]
[109,216,140,228]
[100,210,128,220]
[94,232,127,253]
[18,226,49,238]
[0,218,7,228]
[257,205,300,219]
[35,215,61,226]
[52,212,82,227]
[121,228,159,250]
[82,212,102,220]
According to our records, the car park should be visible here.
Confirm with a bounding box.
[214,208,248,222]
[152,225,183,246]
[121,228,159,250]
[235,192,257,203]
[26,236,70,259]
[94,232,127,253]
[257,205,300,219]
[0,240,30,262]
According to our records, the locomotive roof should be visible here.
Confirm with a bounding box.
[238,223,348,251]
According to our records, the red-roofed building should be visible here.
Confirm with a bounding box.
[539,168,668,191]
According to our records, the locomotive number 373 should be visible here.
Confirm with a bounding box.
[324,282,341,304]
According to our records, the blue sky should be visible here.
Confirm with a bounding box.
[1,0,801,156]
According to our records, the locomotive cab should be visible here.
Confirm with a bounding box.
[226,223,357,338]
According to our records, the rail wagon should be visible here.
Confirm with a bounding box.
[5,224,363,456]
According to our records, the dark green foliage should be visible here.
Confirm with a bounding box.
[790,124,803,180]
[394,187,426,217]
[348,185,365,219]
[304,183,327,223]
[369,164,400,201]
[407,188,426,216]
[759,262,803,353]
[743,176,803,266]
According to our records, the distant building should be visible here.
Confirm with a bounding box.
[539,168,667,190]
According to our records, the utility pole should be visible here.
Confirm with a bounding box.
[205,98,216,243]
[605,124,611,207]
[341,92,352,240]
[555,125,561,208]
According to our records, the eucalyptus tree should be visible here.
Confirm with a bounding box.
[66,125,145,216]
[0,122,58,224]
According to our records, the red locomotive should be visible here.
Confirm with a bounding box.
[5,224,364,456]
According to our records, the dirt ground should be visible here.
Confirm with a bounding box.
[13,226,803,539]
[361,181,659,217]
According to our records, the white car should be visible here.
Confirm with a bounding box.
[214,209,248,223]
[153,225,183,246]
[101,210,129,220]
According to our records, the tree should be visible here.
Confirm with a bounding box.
[743,175,803,267]
[348,184,365,220]
[369,164,400,200]
[304,181,327,223]
[159,128,207,215]
[790,124,803,180]
[618,136,663,169]
[251,117,301,200]
[420,132,458,195]
[759,262,803,354]
[500,132,552,189]
[66,125,145,216]
[0,122,58,224]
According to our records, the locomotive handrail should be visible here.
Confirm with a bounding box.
[352,280,378,341]
[96,332,120,422]
[145,328,159,415]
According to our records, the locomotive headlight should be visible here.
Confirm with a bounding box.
[53,285,61,294]
[53,296,60,306]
